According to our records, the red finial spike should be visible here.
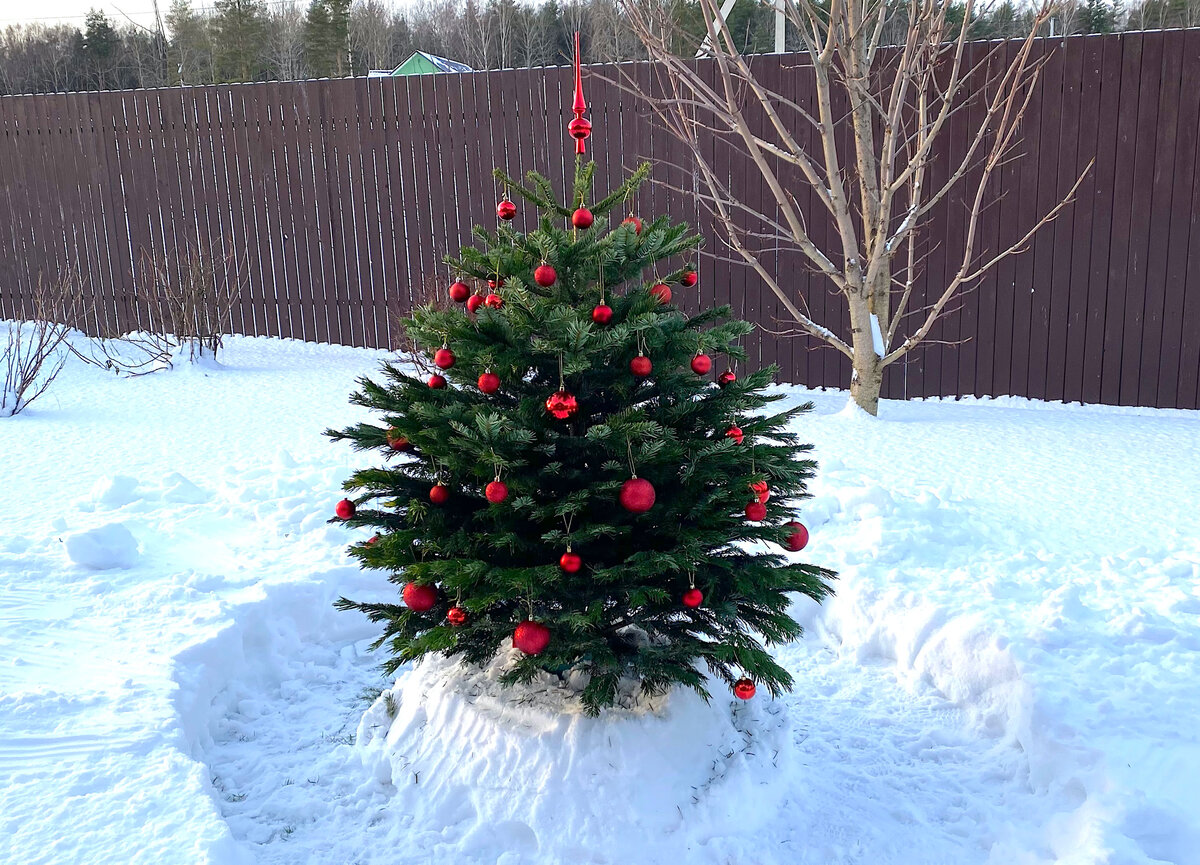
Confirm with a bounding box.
[573,32,587,114]
[568,31,591,155]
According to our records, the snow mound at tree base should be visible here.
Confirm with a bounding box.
[355,650,796,860]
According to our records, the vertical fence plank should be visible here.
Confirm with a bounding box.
[1028,38,1064,403]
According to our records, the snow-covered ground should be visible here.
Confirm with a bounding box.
[1,335,1198,865]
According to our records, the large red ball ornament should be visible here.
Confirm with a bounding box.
[733,678,757,700]
[680,270,698,287]
[622,215,643,234]
[545,390,579,419]
[335,498,355,520]
[592,304,613,325]
[478,371,500,394]
[429,484,450,505]
[534,264,557,287]
[630,354,652,378]
[725,426,744,444]
[428,374,447,389]
[650,283,672,304]
[403,582,437,612]
[718,369,737,387]
[682,588,703,608]
[434,348,456,369]
[484,293,504,310]
[572,207,594,229]
[785,520,809,552]
[466,294,484,314]
[691,353,712,375]
[449,281,470,303]
[485,480,509,503]
[559,551,582,573]
[745,500,767,521]
[447,606,467,626]
[497,198,517,220]
[513,620,551,655]
[751,480,770,503]
[619,477,656,513]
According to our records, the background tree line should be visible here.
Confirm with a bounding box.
[0,0,1185,95]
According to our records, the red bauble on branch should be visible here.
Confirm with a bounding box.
[682,588,703,608]
[680,269,698,287]
[478,371,500,394]
[751,480,770,503]
[650,283,672,304]
[429,484,450,505]
[446,606,467,626]
[733,678,757,700]
[366,534,379,546]
[335,498,355,520]
[619,477,656,513]
[534,264,557,287]
[403,582,438,612]
[745,500,767,521]
[630,353,652,378]
[622,215,643,234]
[592,303,613,325]
[434,347,456,369]
[572,207,594,229]
[488,277,505,289]
[449,281,470,303]
[428,374,447,389]
[725,426,743,444]
[485,480,509,503]
[466,294,484,314]
[691,352,712,375]
[545,390,579,419]
[497,198,517,220]
[513,620,551,655]
[484,293,504,310]
[559,550,582,573]
[718,369,737,387]
[387,427,412,451]
[785,520,809,552]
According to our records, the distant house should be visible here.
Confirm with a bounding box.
[367,52,474,78]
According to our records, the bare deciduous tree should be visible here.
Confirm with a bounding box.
[626,0,1090,415]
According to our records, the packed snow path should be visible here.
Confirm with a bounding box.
[1,337,1198,864]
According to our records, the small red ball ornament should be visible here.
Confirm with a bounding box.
[428,374,447,389]
[447,606,467,626]
[429,484,450,505]
[559,550,582,573]
[366,534,379,546]
[572,207,594,229]
[622,215,643,234]
[630,354,652,378]
[691,353,712,375]
[619,477,656,513]
[751,480,770,503]
[650,283,672,304]
[497,198,517,220]
[387,427,412,451]
[745,500,767,521]
[513,620,551,655]
[592,304,613,325]
[785,520,809,552]
[680,270,698,287]
[545,390,579,419]
[725,426,744,444]
[718,369,737,387]
[488,277,505,290]
[733,678,757,700]
[434,347,456,369]
[403,582,437,612]
[682,588,703,608]
[478,371,500,394]
[335,498,355,520]
[534,264,557,287]
[449,281,470,303]
[466,293,484,314]
[485,480,509,503]
[484,293,503,310]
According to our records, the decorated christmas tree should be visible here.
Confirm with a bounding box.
[329,36,834,714]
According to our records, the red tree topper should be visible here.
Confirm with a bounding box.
[568,32,590,154]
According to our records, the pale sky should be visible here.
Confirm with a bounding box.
[0,0,163,28]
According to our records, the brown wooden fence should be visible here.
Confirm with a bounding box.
[1,30,1199,409]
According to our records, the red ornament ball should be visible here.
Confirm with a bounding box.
[446,606,467,626]
[572,207,594,229]
[682,588,703,608]
[466,293,484,314]
[745,500,767,521]
[488,277,505,289]
[513,619,551,655]
[387,427,412,451]
[725,425,744,444]
[478,371,500,394]
[484,293,504,310]
[751,480,770,503]
[434,347,456,369]
[650,283,672,304]
[545,390,578,420]
[366,534,380,546]
[592,303,613,325]
[402,582,437,612]
[718,369,737,387]
[680,269,698,287]
[335,498,355,520]
[534,264,557,287]
[733,678,757,700]
[785,520,809,552]
[485,480,509,503]
[429,484,450,505]
[496,198,517,220]
[691,353,712,375]
[449,281,470,303]
[619,477,656,513]
[630,354,652,378]
[428,373,447,389]
[622,215,643,234]
[559,551,582,573]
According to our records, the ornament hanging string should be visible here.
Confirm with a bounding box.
[626,439,637,479]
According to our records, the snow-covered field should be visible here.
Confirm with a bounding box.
[2,335,1198,865]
